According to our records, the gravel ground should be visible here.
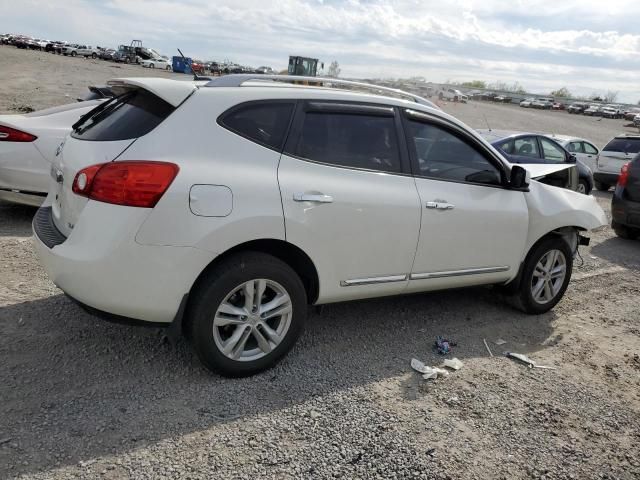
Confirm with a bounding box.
[1,45,640,479]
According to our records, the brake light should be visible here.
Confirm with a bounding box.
[72,161,179,208]
[0,125,37,142]
[617,162,630,187]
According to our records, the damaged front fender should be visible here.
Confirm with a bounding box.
[524,180,607,253]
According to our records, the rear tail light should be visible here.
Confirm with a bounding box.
[617,162,630,187]
[72,161,179,208]
[0,125,37,142]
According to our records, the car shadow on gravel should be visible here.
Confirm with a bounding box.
[590,236,640,268]
[0,201,36,237]
[0,287,556,477]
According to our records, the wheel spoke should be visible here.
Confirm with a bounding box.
[543,280,553,302]
[259,322,283,345]
[217,302,247,317]
[222,325,250,357]
[255,279,266,307]
[260,294,290,317]
[214,314,246,327]
[243,281,255,310]
[550,264,566,279]
[252,327,273,354]
[545,251,558,271]
[532,279,545,300]
[533,264,546,278]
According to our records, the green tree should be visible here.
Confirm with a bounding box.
[461,80,486,89]
[550,87,571,98]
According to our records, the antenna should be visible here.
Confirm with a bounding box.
[177,48,200,81]
[482,112,492,131]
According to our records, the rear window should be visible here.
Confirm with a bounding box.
[603,138,640,154]
[71,89,174,141]
[218,102,294,150]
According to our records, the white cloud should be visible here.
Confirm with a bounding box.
[1,0,640,101]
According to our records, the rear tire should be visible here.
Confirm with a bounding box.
[70,51,76,57]
[188,252,307,377]
[511,237,573,314]
[150,63,154,68]
[577,179,590,195]
[91,53,97,59]
[594,181,610,191]
[612,222,640,240]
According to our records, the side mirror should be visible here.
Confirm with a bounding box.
[510,165,530,190]
[568,153,577,163]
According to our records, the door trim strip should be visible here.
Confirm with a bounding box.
[340,274,408,287]
[410,266,509,280]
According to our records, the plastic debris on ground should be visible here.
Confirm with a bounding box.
[495,338,507,345]
[483,338,494,357]
[443,358,464,370]
[505,352,556,370]
[434,336,457,355]
[411,357,463,380]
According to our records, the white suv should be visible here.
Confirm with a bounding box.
[33,76,606,376]
[594,134,640,191]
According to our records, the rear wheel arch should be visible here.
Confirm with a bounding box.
[189,239,320,308]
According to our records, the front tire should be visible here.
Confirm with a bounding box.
[512,237,573,314]
[71,51,76,57]
[188,252,307,377]
[577,179,590,195]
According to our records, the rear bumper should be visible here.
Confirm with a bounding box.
[33,201,217,323]
[612,189,640,228]
[593,172,619,185]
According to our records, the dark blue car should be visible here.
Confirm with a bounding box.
[477,130,594,194]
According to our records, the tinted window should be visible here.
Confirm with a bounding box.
[514,137,539,158]
[498,140,513,154]
[406,119,501,185]
[583,142,598,154]
[294,112,400,173]
[567,141,583,153]
[71,89,174,141]
[220,102,294,150]
[603,138,640,154]
[540,138,566,163]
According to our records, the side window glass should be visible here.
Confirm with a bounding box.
[583,142,598,154]
[568,141,583,153]
[219,102,294,150]
[406,119,501,186]
[294,112,400,173]
[513,137,539,158]
[540,138,566,163]
[498,140,513,154]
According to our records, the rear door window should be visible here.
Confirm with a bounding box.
[71,89,174,141]
[219,102,294,150]
[292,110,401,173]
[583,142,598,154]
[568,141,583,153]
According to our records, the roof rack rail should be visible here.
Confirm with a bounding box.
[204,74,438,109]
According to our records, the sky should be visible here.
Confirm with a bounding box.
[2,0,640,103]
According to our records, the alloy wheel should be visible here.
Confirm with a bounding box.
[531,249,567,304]
[212,279,292,362]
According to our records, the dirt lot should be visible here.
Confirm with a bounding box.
[1,45,639,479]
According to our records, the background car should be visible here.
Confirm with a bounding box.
[552,102,565,110]
[567,102,587,114]
[611,157,640,239]
[583,104,602,116]
[479,130,594,194]
[531,98,554,109]
[623,107,640,121]
[99,48,116,60]
[594,135,640,191]
[552,135,600,172]
[140,57,172,70]
[519,98,535,108]
[0,90,109,206]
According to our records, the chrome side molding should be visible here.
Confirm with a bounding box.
[410,266,509,280]
[340,274,407,287]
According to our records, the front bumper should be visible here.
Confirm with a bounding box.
[33,201,217,323]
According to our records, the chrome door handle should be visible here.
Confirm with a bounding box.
[293,193,334,203]
[426,201,455,210]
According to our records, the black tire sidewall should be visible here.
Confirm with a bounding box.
[579,179,589,194]
[189,253,307,377]
[518,237,573,314]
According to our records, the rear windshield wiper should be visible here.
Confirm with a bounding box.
[72,91,134,133]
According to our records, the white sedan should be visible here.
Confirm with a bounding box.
[0,97,107,206]
[551,135,600,172]
[140,58,172,70]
